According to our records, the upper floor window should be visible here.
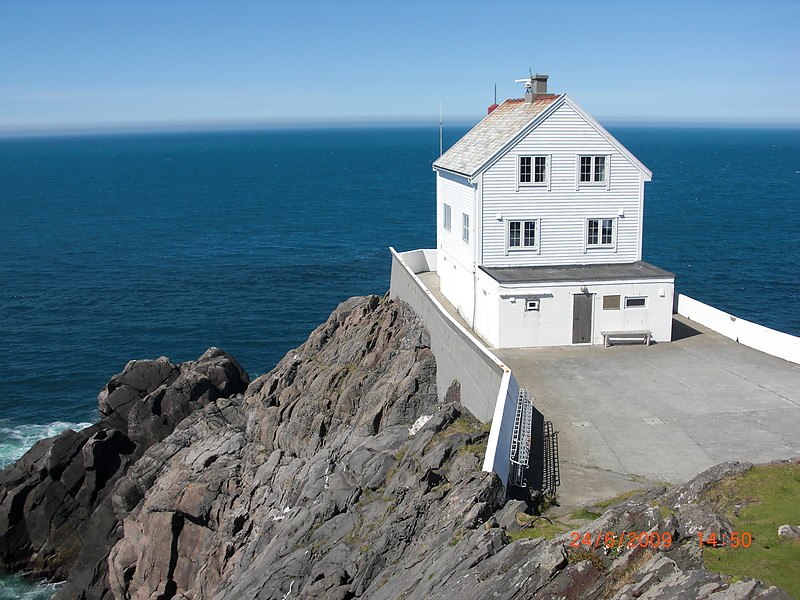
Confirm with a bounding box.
[519,156,548,185]
[462,213,470,243]
[443,203,452,231]
[587,218,615,247]
[507,219,539,251]
[579,155,607,184]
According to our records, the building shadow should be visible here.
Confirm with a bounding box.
[508,407,554,510]
[527,408,545,492]
[672,316,703,341]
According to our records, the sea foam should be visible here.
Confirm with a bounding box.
[0,420,92,468]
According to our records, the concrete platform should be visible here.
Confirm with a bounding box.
[417,270,800,508]
[496,317,800,506]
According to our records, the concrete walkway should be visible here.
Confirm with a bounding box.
[496,316,800,506]
[417,270,800,508]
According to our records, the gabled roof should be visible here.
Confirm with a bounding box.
[433,93,652,181]
[433,95,560,178]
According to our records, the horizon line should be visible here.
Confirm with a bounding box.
[1,115,799,139]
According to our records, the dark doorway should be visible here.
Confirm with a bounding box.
[572,293,593,344]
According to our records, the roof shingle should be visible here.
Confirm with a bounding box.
[433,95,561,178]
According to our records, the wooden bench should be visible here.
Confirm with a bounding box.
[602,330,653,347]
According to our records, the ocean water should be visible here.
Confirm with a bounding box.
[0,124,798,597]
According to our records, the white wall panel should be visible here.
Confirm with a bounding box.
[437,171,475,270]
[481,102,644,267]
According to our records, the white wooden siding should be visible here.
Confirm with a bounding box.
[481,102,644,267]
[437,171,474,269]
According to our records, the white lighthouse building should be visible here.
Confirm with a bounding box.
[432,75,675,347]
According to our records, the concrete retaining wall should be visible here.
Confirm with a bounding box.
[389,247,517,484]
[676,294,800,365]
[482,370,519,487]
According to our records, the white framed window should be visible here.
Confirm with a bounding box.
[586,217,615,249]
[443,203,451,231]
[525,298,540,311]
[507,219,539,253]
[462,213,470,244]
[518,155,548,187]
[577,155,609,188]
[625,296,647,309]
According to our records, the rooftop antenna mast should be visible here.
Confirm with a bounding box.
[439,101,443,157]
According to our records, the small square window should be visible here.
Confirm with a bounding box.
[603,295,621,310]
[519,155,547,186]
[525,299,540,311]
[625,297,647,308]
[587,218,614,247]
[507,220,538,251]
[579,155,608,184]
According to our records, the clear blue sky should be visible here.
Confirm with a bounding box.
[1,0,798,132]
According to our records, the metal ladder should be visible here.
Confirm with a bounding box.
[542,420,560,495]
[509,387,534,487]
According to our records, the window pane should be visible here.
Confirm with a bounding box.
[534,156,546,183]
[509,221,520,247]
[443,204,451,229]
[519,156,531,183]
[587,219,599,245]
[603,295,621,310]
[602,219,613,244]
[580,156,592,182]
[595,156,606,182]
[524,221,536,246]
[626,297,647,308]
[463,214,469,242]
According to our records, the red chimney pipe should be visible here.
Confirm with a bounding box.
[488,103,499,114]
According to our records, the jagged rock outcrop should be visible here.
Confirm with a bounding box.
[0,348,249,581]
[0,295,792,599]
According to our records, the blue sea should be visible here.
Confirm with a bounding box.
[0,124,799,596]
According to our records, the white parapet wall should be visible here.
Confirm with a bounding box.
[389,247,519,486]
[676,294,800,365]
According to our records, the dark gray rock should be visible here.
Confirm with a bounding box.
[494,499,529,532]
[0,348,248,582]
[663,461,753,508]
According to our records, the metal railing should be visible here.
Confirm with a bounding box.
[509,387,533,487]
[542,420,560,496]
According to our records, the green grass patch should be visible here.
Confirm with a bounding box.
[458,438,489,456]
[594,488,647,510]
[445,415,491,435]
[570,508,602,521]
[507,517,568,541]
[701,463,800,599]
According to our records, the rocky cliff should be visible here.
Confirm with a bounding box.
[0,347,249,583]
[0,295,792,599]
